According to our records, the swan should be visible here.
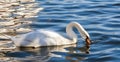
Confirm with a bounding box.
[6,22,91,47]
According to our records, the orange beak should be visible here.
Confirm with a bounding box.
[85,36,91,45]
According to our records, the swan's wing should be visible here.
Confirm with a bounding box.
[37,30,73,45]
[11,30,61,47]
[12,29,72,47]
[12,31,41,47]
[37,30,62,37]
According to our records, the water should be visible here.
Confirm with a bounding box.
[1,0,120,62]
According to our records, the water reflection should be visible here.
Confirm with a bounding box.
[0,0,43,35]
[49,44,90,62]
[0,0,43,58]
[0,44,90,62]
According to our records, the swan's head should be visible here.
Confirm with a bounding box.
[66,22,91,45]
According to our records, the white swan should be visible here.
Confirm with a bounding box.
[8,22,91,47]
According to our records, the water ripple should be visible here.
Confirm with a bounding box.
[1,0,120,62]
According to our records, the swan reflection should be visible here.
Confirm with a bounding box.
[0,44,90,62]
[49,44,90,62]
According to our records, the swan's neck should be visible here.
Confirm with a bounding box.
[66,22,90,43]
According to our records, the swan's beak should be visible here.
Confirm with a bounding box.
[85,36,91,45]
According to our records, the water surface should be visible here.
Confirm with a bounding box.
[1,0,120,62]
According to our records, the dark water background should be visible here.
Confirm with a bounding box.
[4,0,120,62]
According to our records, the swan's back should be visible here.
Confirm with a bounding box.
[12,29,73,47]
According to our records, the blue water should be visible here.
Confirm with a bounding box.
[4,0,120,62]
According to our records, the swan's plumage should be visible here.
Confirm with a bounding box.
[12,30,74,47]
[10,22,91,47]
